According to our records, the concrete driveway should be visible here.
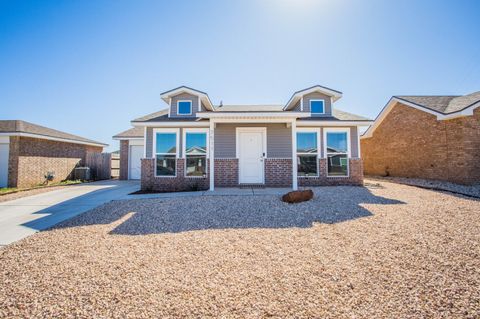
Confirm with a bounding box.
[0,180,139,246]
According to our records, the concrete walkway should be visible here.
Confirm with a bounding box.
[0,180,140,246]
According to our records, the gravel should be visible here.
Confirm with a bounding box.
[1,181,479,318]
[367,175,480,198]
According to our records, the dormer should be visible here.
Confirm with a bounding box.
[161,86,215,118]
[283,85,342,117]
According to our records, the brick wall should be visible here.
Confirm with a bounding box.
[214,159,238,187]
[141,158,209,192]
[265,158,292,187]
[361,103,480,185]
[119,140,129,180]
[8,136,103,188]
[299,158,363,186]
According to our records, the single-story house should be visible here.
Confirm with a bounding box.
[113,85,373,192]
[0,120,107,188]
[361,91,480,185]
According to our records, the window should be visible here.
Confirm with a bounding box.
[177,100,192,115]
[310,100,325,114]
[325,129,350,177]
[296,131,318,176]
[184,131,208,177]
[155,130,178,176]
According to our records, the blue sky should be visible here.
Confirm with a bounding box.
[1,0,479,151]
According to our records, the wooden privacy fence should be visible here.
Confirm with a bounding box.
[111,153,120,178]
[85,153,112,180]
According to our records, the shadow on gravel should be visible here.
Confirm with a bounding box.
[54,186,405,235]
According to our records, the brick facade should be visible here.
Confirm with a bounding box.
[265,158,292,186]
[141,158,209,192]
[214,159,238,187]
[140,156,363,191]
[361,103,480,185]
[119,140,129,180]
[298,158,363,186]
[8,136,103,188]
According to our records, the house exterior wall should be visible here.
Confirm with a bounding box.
[119,140,129,180]
[169,93,201,118]
[361,103,480,185]
[8,136,103,188]
[293,92,332,116]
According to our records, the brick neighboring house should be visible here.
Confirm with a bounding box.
[113,85,373,192]
[0,120,107,188]
[361,92,480,185]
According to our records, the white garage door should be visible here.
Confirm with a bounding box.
[129,145,143,180]
[0,143,9,188]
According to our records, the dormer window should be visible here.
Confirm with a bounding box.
[310,100,325,114]
[177,100,192,115]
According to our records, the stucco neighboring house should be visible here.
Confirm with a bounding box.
[0,120,107,188]
[113,85,373,192]
[361,92,480,185]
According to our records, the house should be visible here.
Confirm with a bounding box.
[0,120,107,188]
[113,85,373,191]
[361,92,480,185]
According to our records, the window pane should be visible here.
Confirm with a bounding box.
[297,132,317,153]
[326,132,348,153]
[186,155,206,176]
[297,155,318,176]
[186,133,207,155]
[156,155,176,176]
[178,101,192,114]
[328,154,348,176]
[156,133,176,154]
[311,100,324,113]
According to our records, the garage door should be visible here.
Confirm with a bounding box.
[129,145,143,180]
[0,143,9,188]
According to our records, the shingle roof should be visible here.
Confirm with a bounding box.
[395,91,480,114]
[300,109,371,121]
[0,120,107,146]
[113,127,144,139]
[132,113,208,123]
[214,104,284,112]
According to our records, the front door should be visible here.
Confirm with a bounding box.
[238,128,265,184]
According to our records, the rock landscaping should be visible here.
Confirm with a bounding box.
[0,181,479,318]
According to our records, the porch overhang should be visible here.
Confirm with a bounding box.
[197,112,308,123]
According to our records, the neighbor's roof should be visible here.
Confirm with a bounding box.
[395,91,480,114]
[112,126,144,139]
[0,120,107,147]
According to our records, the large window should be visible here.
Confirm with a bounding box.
[155,130,178,176]
[310,100,325,114]
[297,131,318,176]
[177,100,192,115]
[184,130,208,177]
[325,129,350,177]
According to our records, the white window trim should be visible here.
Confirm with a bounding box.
[296,128,320,177]
[183,128,209,178]
[177,100,192,115]
[323,127,351,178]
[310,99,325,115]
[153,128,180,177]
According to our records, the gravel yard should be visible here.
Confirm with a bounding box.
[0,181,479,318]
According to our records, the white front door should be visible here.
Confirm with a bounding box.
[0,143,9,187]
[238,128,265,184]
[129,145,143,180]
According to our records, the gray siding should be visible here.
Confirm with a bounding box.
[170,93,201,118]
[293,92,332,117]
[214,123,292,158]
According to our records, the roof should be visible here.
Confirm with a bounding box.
[362,90,480,139]
[213,104,284,112]
[112,126,144,139]
[284,85,343,110]
[132,108,169,122]
[133,113,208,123]
[300,109,371,121]
[395,91,480,114]
[0,120,107,147]
[160,86,214,110]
